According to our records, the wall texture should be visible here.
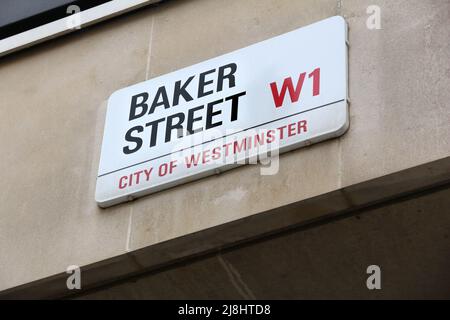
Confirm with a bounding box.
[0,0,449,292]
[77,186,450,300]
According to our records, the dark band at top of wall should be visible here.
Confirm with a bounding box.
[0,0,113,40]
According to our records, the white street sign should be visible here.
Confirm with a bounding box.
[96,16,349,208]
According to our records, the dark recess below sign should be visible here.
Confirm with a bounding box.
[0,0,112,40]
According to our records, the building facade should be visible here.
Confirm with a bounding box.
[0,0,449,299]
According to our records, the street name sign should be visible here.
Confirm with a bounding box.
[96,16,349,207]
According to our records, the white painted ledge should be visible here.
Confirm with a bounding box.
[0,0,162,57]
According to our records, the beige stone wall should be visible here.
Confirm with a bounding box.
[0,0,449,291]
[77,187,450,300]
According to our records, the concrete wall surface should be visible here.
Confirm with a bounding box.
[0,0,449,292]
[76,186,450,300]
